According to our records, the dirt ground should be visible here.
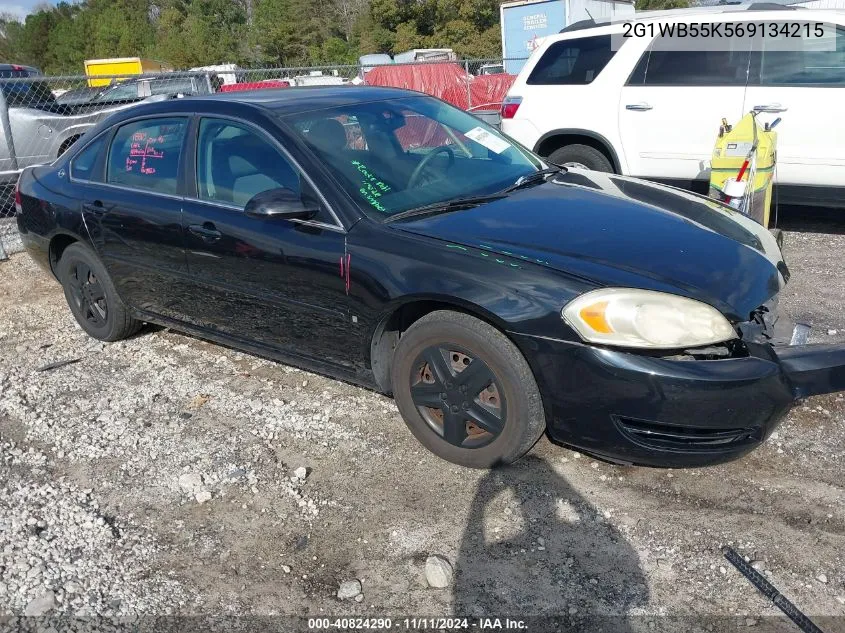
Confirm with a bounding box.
[1,216,844,632]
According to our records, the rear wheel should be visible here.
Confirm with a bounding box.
[391,311,545,468]
[548,144,613,172]
[57,243,141,341]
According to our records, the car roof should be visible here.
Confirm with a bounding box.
[82,85,425,136]
[0,63,40,74]
[188,85,421,114]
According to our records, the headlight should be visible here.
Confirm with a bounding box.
[561,288,736,349]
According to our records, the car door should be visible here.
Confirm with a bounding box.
[619,25,752,183]
[79,115,191,319]
[181,116,352,368]
[743,22,845,193]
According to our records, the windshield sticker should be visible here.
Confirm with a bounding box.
[126,131,165,175]
[464,127,510,155]
[351,160,391,213]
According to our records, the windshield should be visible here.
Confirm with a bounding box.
[284,96,542,218]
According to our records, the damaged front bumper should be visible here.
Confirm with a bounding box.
[512,309,845,468]
[773,343,845,399]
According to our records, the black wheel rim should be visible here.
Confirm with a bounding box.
[68,261,108,327]
[410,345,506,449]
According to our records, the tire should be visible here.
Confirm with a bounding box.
[390,310,546,468]
[57,243,141,341]
[548,144,613,172]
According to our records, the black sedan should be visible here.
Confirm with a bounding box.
[15,87,845,468]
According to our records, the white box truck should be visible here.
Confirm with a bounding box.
[500,0,634,73]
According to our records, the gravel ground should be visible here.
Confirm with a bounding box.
[1,219,844,630]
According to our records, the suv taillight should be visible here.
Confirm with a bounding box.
[500,96,522,120]
[14,180,22,215]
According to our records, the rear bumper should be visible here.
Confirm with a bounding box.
[513,333,845,468]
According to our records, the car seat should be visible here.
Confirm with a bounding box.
[306,119,348,154]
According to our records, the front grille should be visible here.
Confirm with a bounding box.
[615,417,761,451]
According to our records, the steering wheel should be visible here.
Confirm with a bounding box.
[408,146,455,189]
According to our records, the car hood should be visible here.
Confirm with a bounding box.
[390,170,787,321]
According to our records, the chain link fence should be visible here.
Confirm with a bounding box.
[0,57,526,221]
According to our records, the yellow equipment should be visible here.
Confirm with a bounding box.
[84,58,173,87]
[709,111,778,227]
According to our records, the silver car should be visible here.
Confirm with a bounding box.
[0,69,212,186]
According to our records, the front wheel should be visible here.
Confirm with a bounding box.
[391,311,546,468]
[57,243,141,341]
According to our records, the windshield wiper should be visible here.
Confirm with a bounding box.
[502,166,565,193]
[383,193,507,223]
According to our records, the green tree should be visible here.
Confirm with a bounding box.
[0,15,27,64]
[635,0,689,9]
[43,3,90,73]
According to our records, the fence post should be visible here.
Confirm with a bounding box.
[0,87,18,173]
[464,60,471,111]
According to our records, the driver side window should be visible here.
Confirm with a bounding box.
[196,118,300,209]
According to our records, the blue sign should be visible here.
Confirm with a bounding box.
[502,0,566,74]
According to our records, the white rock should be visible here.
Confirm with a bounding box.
[195,490,212,504]
[337,579,362,600]
[816,573,828,584]
[178,473,203,492]
[425,555,453,588]
[281,565,291,574]
[828,329,838,335]
[354,593,364,602]
[24,591,57,616]
[294,466,308,480]
[64,581,82,594]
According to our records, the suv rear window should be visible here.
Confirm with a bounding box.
[527,35,616,85]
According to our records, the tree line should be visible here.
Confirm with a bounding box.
[0,0,686,74]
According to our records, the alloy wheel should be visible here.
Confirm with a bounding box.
[67,261,108,327]
[410,345,506,448]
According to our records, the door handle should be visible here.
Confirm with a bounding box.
[625,102,653,111]
[753,103,788,113]
[82,201,105,214]
[188,223,222,241]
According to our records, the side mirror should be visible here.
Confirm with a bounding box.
[244,187,318,221]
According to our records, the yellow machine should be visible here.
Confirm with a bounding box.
[84,58,173,87]
[709,111,778,227]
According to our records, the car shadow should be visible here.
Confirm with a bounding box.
[452,455,649,630]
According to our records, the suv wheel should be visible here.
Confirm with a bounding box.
[549,144,613,172]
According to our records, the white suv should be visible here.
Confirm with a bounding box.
[501,6,845,207]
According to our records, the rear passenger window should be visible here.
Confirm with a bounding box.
[751,25,845,86]
[196,119,300,208]
[629,33,751,86]
[106,118,187,195]
[70,134,107,181]
[527,35,616,85]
